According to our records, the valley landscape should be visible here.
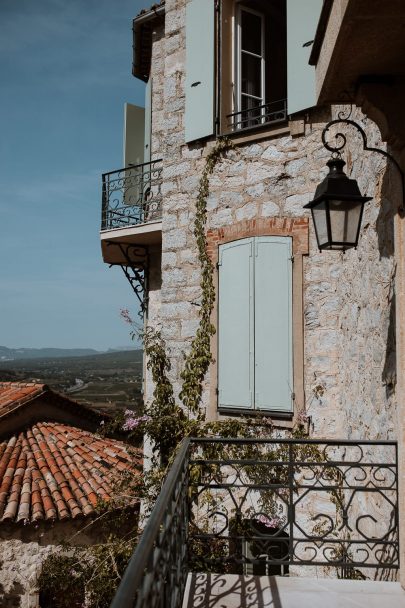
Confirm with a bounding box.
[0,347,143,417]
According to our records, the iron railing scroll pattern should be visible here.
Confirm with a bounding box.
[101,159,163,231]
[188,439,399,576]
[110,438,190,608]
[111,438,398,607]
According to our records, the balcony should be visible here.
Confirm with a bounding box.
[100,159,163,265]
[111,437,403,608]
[226,99,287,134]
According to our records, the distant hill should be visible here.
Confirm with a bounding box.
[0,348,143,369]
[0,348,144,416]
[0,345,102,361]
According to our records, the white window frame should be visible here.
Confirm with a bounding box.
[235,4,266,123]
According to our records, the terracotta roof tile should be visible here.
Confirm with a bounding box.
[0,422,141,524]
[0,383,46,415]
[0,382,105,425]
[135,0,165,20]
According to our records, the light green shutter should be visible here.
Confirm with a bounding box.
[254,237,293,412]
[123,103,145,205]
[123,103,145,167]
[185,0,215,142]
[218,239,254,409]
[287,0,322,115]
[144,78,152,163]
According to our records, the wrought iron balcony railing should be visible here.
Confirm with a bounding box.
[101,159,163,231]
[227,98,287,132]
[112,437,399,608]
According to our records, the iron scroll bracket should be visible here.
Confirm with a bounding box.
[106,241,149,318]
[322,116,405,213]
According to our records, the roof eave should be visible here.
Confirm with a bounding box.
[132,5,165,82]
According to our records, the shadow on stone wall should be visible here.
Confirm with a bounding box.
[375,161,397,397]
[0,581,24,607]
[382,293,396,398]
[375,165,396,259]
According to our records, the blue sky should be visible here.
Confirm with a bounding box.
[0,0,153,350]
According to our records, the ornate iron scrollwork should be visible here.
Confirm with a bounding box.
[111,437,399,608]
[106,241,149,318]
[101,159,163,230]
[321,112,405,211]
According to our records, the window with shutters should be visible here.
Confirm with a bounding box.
[184,0,322,142]
[217,236,293,414]
[221,0,288,133]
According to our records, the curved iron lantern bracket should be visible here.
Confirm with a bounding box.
[321,116,405,213]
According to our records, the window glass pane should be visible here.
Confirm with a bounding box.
[241,10,262,55]
[241,53,262,99]
[241,95,262,128]
[329,199,362,245]
[312,203,329,247]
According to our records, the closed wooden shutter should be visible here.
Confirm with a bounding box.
[254,237,293,412]
[287,0,322,115]
[218,236,293,413]
[218,239,254,409]
[185,0,215,142]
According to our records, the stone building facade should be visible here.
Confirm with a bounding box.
[100,0,404,585]
[104,0,397,440]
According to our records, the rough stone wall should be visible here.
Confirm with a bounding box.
[158,0,200,405]
[304,107,397,440]
[150,21,165,160]
[145,0,398,446]
[0,520,98,607]
[143,21,165,415]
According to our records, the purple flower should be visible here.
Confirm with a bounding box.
[122,411,151,431]
[256,514,282,529]
[297,410,309,424]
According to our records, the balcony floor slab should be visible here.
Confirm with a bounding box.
[183,573,405,608]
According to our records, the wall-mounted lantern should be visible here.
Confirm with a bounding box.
[304,156,371,250]
[305,114,405,252]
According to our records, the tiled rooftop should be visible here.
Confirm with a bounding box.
[0,421,141,524]
[0,382,46,416]
[136,1,165,19]
[0,382,103,427]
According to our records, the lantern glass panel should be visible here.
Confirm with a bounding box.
[328,199,363,246]
[312,202,329,247]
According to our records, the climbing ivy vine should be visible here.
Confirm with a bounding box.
[179,138,232,415]
[39,138,318,606]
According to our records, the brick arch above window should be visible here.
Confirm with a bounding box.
[206,217,309,263]
[206,216,308,426]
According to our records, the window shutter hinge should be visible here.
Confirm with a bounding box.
[290,255,294,263]
[291,392,296,400]
[216,261,221,269]
[215,387,219,395]
[215,0,220,12]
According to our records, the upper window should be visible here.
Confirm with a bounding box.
[184,0,322,143]
[225,1,287,133]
